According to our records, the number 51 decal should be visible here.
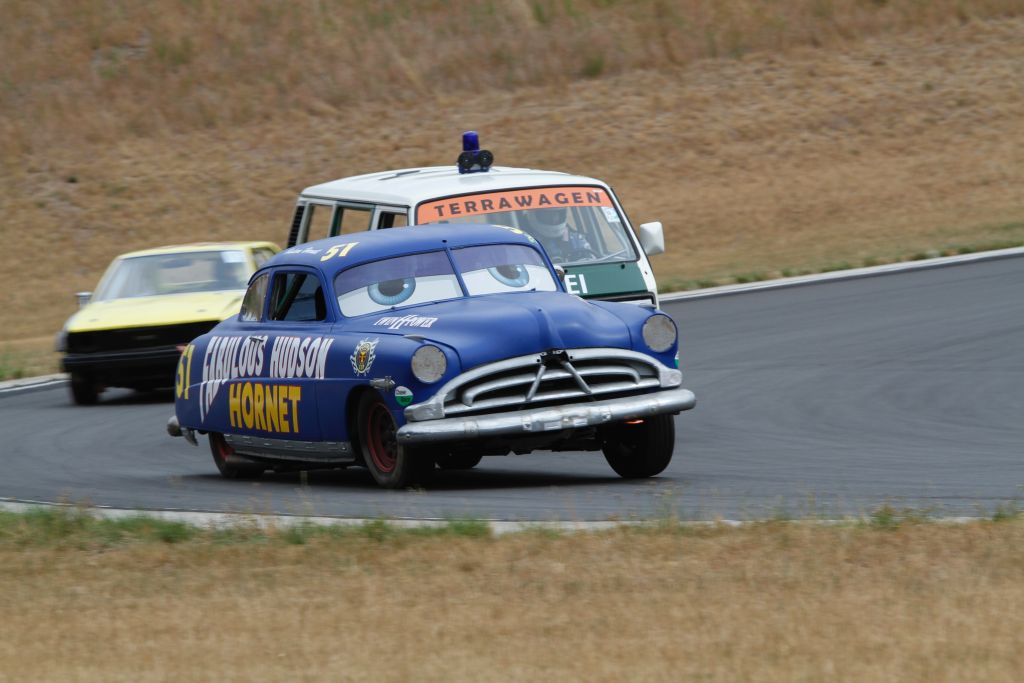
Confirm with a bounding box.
[320,242,358,261]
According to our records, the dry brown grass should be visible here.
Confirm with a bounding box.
[4,0,1022,155]
[2,518,1024,681]
[2,3,1024,374]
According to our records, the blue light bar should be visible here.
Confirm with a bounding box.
[457,131,493,173]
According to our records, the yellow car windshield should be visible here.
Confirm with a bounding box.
[94,251,249,301]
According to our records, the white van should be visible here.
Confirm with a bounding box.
[287,133,666,306]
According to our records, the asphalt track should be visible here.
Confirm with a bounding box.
[2,256,1022,521]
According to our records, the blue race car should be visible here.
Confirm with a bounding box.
[167,224,695,488]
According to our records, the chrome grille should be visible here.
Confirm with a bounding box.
[438,349,664,418]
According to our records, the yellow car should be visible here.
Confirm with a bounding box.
[57,242,279,404]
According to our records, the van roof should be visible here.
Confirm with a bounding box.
[298,165,612,209]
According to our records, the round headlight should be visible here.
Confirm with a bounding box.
[642,314,677,353]
[411,345,447,384]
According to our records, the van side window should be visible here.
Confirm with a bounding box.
[240,273,269,322]
[338,207,373,234]
[305,204,336,242]
[269,272,327,322]
[378,212,408,229]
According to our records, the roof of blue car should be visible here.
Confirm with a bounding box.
[265,223,542,274]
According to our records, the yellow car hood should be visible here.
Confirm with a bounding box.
[66,291,244,333]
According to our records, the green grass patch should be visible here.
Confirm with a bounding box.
[863,504,936,531]
[0,349,26,380]
[0,507,197,548]
[5,506,1024,552]
[0,507,494,549]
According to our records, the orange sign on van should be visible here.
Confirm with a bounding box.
[417,186,612,223]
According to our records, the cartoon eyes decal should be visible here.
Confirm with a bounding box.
[368,277,416,305]
[487,264,530,288]
[461,264,556,295]
[337,274,462,316]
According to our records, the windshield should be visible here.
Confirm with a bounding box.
[333,245,557,317]
[93,250,250,301]
[335,251,462,317]
[451,244,557,296]
[416,186,637,266]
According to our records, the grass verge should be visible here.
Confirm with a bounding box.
[2,505,1024,681]
[0,340,60,381]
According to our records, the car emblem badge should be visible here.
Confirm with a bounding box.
[351,338,379,376]
[394,386,413,407]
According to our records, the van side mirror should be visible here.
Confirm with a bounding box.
[76,292,92,308]
[638,222,665,256]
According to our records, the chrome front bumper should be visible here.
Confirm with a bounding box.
[395,387,695,444]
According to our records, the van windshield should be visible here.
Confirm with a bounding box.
[416,186,637,266]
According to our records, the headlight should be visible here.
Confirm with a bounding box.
[411,345,447,383]
[642,314,676,352]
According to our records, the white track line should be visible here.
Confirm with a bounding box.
[0,373,67,393]
[0,498,636,534]
[0,498,987,532]
[660,245,1024,302]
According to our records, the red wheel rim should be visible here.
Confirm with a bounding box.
[213,434,233,463]
[366,403,398,474]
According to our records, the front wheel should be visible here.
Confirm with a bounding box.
[209,433,264,479]
[357,392,434,488]
[69,371,99,405]
[601,415,675,478]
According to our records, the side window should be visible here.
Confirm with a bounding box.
[269,272,327,322]
[378,211,408,229]
[337,207,373,234]
[305,204,336,242]
[240,273,269,322]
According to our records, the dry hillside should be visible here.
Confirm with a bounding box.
[2,1,1023,375]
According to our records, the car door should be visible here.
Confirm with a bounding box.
[241,267,333,441]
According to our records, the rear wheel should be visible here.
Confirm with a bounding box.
[209,432,264,479]
[357,392,433,488]
[69,371,99,405]
[601,415,675,478]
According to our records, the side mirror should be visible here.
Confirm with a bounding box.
[638,221,665,256]
[553,265,566,282]
[76,292,92,308]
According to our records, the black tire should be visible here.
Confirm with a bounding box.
[601,414,676,478]
[356,392,433,488]
[434,452,483,470]
[209,432,264,480]
[69,371,99,405]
